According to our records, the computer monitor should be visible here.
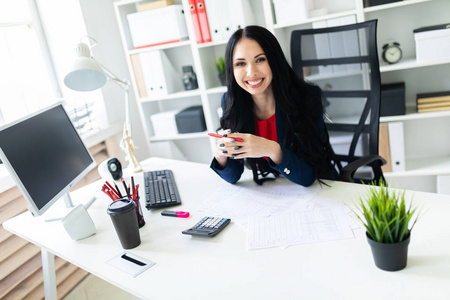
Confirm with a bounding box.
[0,103,96,216]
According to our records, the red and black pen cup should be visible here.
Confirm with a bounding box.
[107,198,141,249]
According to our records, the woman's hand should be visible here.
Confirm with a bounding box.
[214,130,283,165]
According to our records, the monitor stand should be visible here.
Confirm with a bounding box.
[44,192,96,222]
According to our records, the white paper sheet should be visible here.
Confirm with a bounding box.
[246,206,354,250]
[198,184,315,228]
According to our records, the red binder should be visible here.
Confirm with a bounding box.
[195,0,212,43]
[188,0,203,44]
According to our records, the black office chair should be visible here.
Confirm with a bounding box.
[291,20,386,184]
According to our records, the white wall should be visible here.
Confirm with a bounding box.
[78,0,151,162]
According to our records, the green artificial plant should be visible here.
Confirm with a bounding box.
[214,56,225,75]
[355,182,419,244]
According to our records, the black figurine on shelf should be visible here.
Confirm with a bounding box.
[182,65,198,90]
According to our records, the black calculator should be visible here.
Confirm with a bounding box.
[182,216,231,237]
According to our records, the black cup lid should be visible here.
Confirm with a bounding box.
[107,198,135,215]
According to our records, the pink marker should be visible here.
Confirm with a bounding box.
[161,210,190,218]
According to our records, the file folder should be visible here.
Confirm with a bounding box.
[140,51,183,97]
[196,0,212,43]
[228,0,255,32]
[130,54,148,98]
[388,122,406,172]
[188,0,203,44]
[218,0,232,41]
[378,124,392,173]
[204,0,223,42]
[139,52,158,96]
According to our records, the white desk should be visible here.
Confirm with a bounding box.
[4,158,450,300]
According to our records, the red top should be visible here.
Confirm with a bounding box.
[254,113,277,161]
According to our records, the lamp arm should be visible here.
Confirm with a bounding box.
[93,59,131,129]
[94,59,129,92]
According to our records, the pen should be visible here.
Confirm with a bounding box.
[121,178,130,198]
[132,184,139,200]
[208,133,244,142]
[161,210,190,218]
[105,181,119,197]
[114,182,123,198]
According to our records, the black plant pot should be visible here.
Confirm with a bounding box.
[218,74,227,86]
[366,232,410,271]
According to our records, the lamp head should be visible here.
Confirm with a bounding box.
[64,42,107,91]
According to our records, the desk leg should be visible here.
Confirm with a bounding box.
[41,248,57,300]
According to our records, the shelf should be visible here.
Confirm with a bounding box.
[197,40,228,49]
[114,0,143,6]
[127,40,191,55]
[149,131,207,142]
[380,109,450,122]
[363,0,433,13]
[385,156,450,178]
[380,57,450,73]
[206,86,227,95]
[273,9,357,29]
[139,89,202,102]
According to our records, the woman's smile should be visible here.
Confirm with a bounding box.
[233,37,273,97]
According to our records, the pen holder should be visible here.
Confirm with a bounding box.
[133,196,145,228]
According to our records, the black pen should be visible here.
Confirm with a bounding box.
[114,183,123,198]
[131,176,135,197]
[121,178,130,198]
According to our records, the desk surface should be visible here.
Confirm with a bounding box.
[4,158,450,300]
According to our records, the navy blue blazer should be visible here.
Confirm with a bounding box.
[210,93,334,186]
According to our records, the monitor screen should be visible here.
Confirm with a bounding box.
[0,103,96,216]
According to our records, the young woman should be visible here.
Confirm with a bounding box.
[210,26,338,186]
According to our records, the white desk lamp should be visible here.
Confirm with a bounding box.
[64,36,142,173]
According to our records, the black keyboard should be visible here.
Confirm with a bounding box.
[144,169,182,209]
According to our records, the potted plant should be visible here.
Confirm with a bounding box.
[355,182,419,271]
[214,56,226,86]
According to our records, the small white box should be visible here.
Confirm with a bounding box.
[273,0,312,25]
[150,110,181,136]
[414,24,450,62]
[127,5,188,49]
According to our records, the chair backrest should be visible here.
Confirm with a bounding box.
[291,20,383,183]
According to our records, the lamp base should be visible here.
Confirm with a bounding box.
[130,163,143,173]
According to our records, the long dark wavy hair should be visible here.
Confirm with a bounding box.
[220,25,335,184]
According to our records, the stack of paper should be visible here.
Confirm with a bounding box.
[198,183,357,250]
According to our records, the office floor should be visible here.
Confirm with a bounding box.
[63,274,140,300]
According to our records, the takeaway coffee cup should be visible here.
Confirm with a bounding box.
[107,198,141,249]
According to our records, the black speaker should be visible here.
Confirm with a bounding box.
[107,158,123,180]
[380,82,405,117]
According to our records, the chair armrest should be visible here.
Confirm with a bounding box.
[340,155,387,183]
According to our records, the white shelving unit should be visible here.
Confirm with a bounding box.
[113,0,450,192]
